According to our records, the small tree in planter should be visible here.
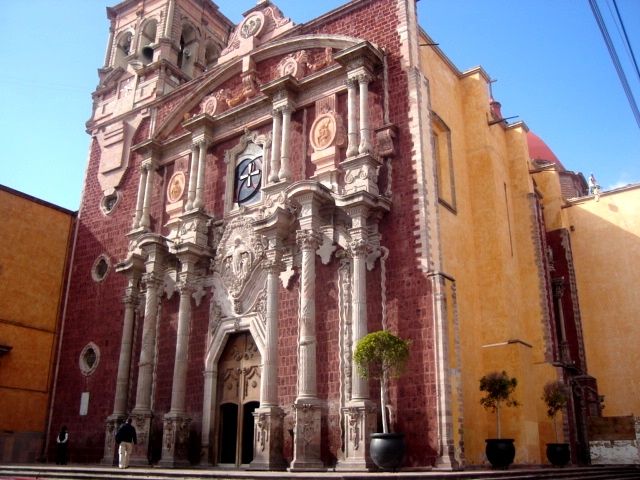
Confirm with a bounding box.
[542,380,571,466]
[479,371,520,468]
[353,330,410,469]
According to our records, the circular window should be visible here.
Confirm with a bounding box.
[79,342,100,376]
[100,191,120,215]
[92,255,110,282]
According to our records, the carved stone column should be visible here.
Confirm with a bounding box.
[290,229,324,471]
[279,106,292,181]
[129,243,165,466]
[103,257,143,465]
[250,207,293,470]
[339,210,376,470]
[159,253,198,467]
[346,78,359,158]
[185,143,199,211]
[132,165,148,229]
[140,159,157,229]
[261,76,298,184]
[357,73,373,155]
[193,139,207,210]
[250,255,286,470]
[269,110,282,183]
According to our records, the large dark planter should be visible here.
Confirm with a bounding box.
[546,443,570,466]
[370,432,405,471]
[485,438,515,469]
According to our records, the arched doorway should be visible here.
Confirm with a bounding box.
[215,332,261,466]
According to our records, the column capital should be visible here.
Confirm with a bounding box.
[141,158,157,172]
[348,238,372,258]
[142,271,163,289]
[262,257,286,275]
[123,289,140,307]
[354,71,374,85]
[192,137,208,150]
[296,229,322,251]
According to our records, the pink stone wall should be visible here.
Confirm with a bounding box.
[51,0,438,467]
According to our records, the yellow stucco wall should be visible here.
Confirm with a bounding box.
[0,186,74,456]
[564,186,640,417]
[419,36,562,465]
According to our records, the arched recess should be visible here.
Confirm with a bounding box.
[152,34,369,140]
[178,22,200,77]
[201,314,266,465]
[113,30,134,69]
[203,39,221,70]
[139,18,159,64]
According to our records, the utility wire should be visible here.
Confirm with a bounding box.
[612,0,640,84]
[589,0,640,129]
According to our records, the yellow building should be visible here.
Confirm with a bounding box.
[417,26,632,465]
[0,185,75,462]
[565,185,640,418]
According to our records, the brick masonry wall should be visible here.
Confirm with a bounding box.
[51,0,438,467]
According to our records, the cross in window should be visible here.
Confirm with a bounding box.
[240,160,260,188]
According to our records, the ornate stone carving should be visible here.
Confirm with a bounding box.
[240,12,265,39]
[306,47,333,74]
[310,113,338,151]
[296,229,322,251]
[317,233,337,265]
[277,50,308,80]
[348,238,372,258]
[213,216,266,310]
[219,4,293,63]
[201,90,227,116]
[309,96,345,190]
[375,124,397,158]
[167,171,185,204]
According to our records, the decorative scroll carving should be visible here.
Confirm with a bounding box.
[306,47,333,74]
[277,50,308,80]
[200,90,227,116]
[294,403,319,448]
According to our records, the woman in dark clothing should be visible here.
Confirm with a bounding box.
[55,426,68,465]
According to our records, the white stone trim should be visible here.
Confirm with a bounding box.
[91,254,111,283]
[79,341,100,376]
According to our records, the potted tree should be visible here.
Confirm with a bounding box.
[353,330,410,470]
[479,370,520,469]
[542,380,570,466]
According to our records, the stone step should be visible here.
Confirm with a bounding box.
[0,465,638,480]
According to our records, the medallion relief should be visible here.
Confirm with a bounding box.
[167,171,185,203]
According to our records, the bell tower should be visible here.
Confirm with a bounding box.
[96,0,233,467]
[100,0,232,83]
[88,0,233,218]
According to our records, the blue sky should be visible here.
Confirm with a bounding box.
[0,0,638,211]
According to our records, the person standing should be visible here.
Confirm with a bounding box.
[115,417,137,469]
[55,426,69,465]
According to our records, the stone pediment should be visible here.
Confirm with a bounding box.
[152,35,367,142]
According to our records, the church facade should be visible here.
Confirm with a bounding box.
[48,0,637,470]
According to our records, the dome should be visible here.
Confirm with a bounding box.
[527,131,564,169]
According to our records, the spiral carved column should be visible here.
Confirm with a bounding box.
[290,229,324,471]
